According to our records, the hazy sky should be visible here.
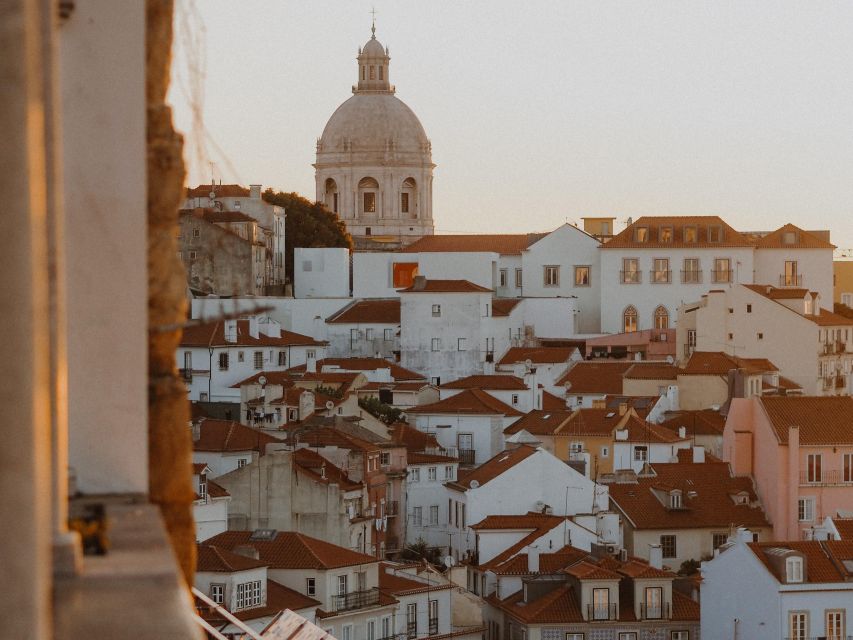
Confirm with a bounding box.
[169,1,853,247]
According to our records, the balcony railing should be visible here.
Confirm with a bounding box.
[385,500,399,516]
[649,270,672,284]
[429,617,439,635]
[640,602,670,620]
[330,588,381,613]
[681,270,703,284]
[712,269,733,283]
[458,448,476,466]
[620,270,642,284]
[799,469,852,486]
[780,273,803,287]
[587,603,617,621]
[568,450,587,462]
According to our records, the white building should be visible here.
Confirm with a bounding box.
[701,532,853,640]
[192,463,230,542]
[293,248,351,299]
[178,317,327,402]
[315,27,434,246]
[611,417,692,473]
[439,374,541,414]
[325,299,401,358]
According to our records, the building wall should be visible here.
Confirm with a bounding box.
[194,497,229,541]
[675,374,729,410]
[326,321,399,358]
[294,247,351,298]
[179,214,256,295]
[834,260,853,303]
[625,525,767,570]
[412,414,511,465]
[754,247,833,302]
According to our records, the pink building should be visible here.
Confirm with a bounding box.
[724,395,853,540]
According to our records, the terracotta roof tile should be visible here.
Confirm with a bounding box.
[378,567,453,596]
[492,298,522,317]
[832,518,853,540]
[407,451,458,464]
[490,545,589,576]
[608,462,770,530]
[659,410,726,436]
[556,361,637,394]
[440,375,528,391]
[389,422,441,451]
[498,346,577,366]
[624,363,678,380]
[617,415,688,443]
[193,419,283,454]
[207,480,230,498]
[749,540,853,583]
[197,545,269,572]
[555,408,634,437]
[399,234,541,256]
[562,560,622,580]
[451,446,538,491]
[202,209,258,224]
[671,590,701,621]
[601,216,753,249]
[758,396,853,445]
[491,584,583,624]
[680,351,778,375]
[205,530,377,569]
[287,358,425,381]
[293,448,362,491]
[397,279,492,293]
[616,559,675,579]
[751,223,835,249]
[326,299,401,324]
[187,183,251,198]
[406,388,523,416]
[180,320,325,348]
[541,390,567,411]
[471,513,565,531]
[503,410,574,436]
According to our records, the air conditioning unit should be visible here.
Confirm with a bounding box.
[618,548,628,562]
[604,544,617,555]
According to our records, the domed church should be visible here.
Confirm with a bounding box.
[314,25,435,248]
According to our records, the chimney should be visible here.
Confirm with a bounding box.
[618,402,628,417]
[248,316,259,339]
[692,445,705,463]
[233,544,260,560]
[527,545,540,573]
[736,527,753,544]
[223,319,238,343]
[648,543,663,569]
[249,184,261,199]
[306,352,317,373]
[412,275,427,291]
[678,426,687,439]
[191,420,201,442]
[299,390,315,420]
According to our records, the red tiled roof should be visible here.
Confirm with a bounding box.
[492,298,522,317]
[193,462,209,474]
[451,446,538,491]
[743,285,853,326]
[293,427,379,453]
[197,579,322,624]
[406,388,523,417]
[541,390,567,411]
[498,346,577,366]
[617,415,690,443]
[193,419,283,453]
[187,184,251,198]
[440,375,528,391]
[680,351,778,375]
[180,320,324,348]
[659,410,726,437]
[205,530,378,569]
[503,410,574,436]
[749,540,853,583]
[202,210,258,224]
[557,361,637,394]
[608,462,770,530]
[326,299,401,324]
[624,363,678,380]
[601,216,753,249]
[207,480,230,498]
[751,223,835,249]
[616,559,675,579]
[832,518,853,540]
[471,513,565,531]
[197,545,269,572]
[293,448,362,492]
[378,567,453,596]
[491,584,583,624]
[807,308,853,326]
[758,396,853,445]
[563,560,622,580]
[671,590,701,621]
[407,451,458,464]
[397,279,492,293]
[287,358,425,381]
[555,408,634,437]
[399,234,541,256]
[388,422,441,451]
[490,545,589,576]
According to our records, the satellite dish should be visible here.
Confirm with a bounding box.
[564,382,572,391]
[258,375,267,386]
[469,480,480,489]
[325,401,335,410]
[443,556,456,568]
[208,191,216,199]
[400,413,407,422]
[525,359,533,369]
[666,356,674,364]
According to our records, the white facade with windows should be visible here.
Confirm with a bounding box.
[293,247,351,298]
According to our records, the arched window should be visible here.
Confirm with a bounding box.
[358,177,379,214]
[653,305,669,330]
[623,306,638,333]
[324,178,338,214]
[401,177,416,217]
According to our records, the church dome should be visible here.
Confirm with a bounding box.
[319,92,429,154]
[361,37,386,57]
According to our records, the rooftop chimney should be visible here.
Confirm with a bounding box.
[233,544,260,560]
[249,184,261,199]
[618,402,628,416]
[191,420,201,442]
[248,316,259,339]
[648,543,663,569]
[527,545,540,573]
[299,390,315,421]
[306,352,317,373]
[692,445,705,463]
[223,319,238,343]
[412,275,427,291]
[678,426,687,439]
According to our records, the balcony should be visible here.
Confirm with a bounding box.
[712,269,733,283]
[640,602,670,620]
[385,500,399,516]
[799,469,852,487]
[429,617,439,635]
[330,588,381,613]
[568,450,587,462]
[680,270,703,284]
[458,448,476,466]
[587,603,617,621]
[649,270,672,284]
[779,273,803,287]
[620,270,642,284]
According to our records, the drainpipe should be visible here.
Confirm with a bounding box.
[208,346,214,399]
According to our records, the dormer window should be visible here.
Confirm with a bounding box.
[786,556,803,583]
[669,490,682,509]
[684,226,698,243]
[708,225,722,242]
[783,231,798,245]
[199,473,207,500]
[659,226,673,243]
[634,226,649,243]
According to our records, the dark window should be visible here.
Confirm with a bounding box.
[660,534,677,558]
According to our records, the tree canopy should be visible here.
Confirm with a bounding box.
[262,189,352,282]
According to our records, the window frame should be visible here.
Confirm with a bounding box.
[574,265,591,287]
[544,265,560,287]
[660,534,677,559]
[431,337,441,352]
[515,268,523,288]
[621,257,641,284]
[306,577,316,596]
[432,304,441,317]
[210,583,225,604]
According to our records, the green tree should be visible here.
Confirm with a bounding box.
[262,189,352,281]
[358,395,403,425]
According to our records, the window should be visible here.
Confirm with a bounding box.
[365,328,374,340]
[643,586,663,619]
[807,453,822,483]
[622,258,640,284]
[431,338,441,351]
[634,226,649,242]
[218,352,229,371]
[367,619,376,640]
[252,351,263,370]
[544,265,560,286]
[410,468,420,482]
[712,533,728,549]
[341,625,353,640]
[713,258,731,283]
[233,200,241,209]
[789,611,807,640]
[618,634,638,640]
[382,616,392,640]
[306,577,316,596]
[786,557,804,583]
[683,226,697,243]
[682,258,700,283]
[623,306,639,333]
[600,446,609,458]
[429,505,438,525]
[384,328,393,341]
[193,228,200,238]
[198,474,207,500]
[237,458,247,469]
[369,65,376,80]
[407,602,418,639]
[365,227,371,236]
[363,192,376,213]
[592,587,610,620]
[844,453,853,482]
[277,351,286,366]
[432,304,441,317]
[210,583,225,604]
[652,258,670,283]
[826,610,844,640]
[199,392,208,402]
[708,225,722,242]
[189,250,197,260]
[653,305,669,330]
[337,575,347,596]
[412,506,423,526]
[671,633,689,640]
[659,226,673,243]
[746,304,752,313]
[660,535,676,558]
[429,599,439,635]
[511,393,519,406]
[633,445,648,461]
[574,266,590,286]
[798,497,815,522]
[515,268,522,288]
[235,580,262,610]
[458,337,466,351]
[757,332,763,340]
[784,260,799,286]
[428,467,437,481]
[499,269,507,287]
[445,465,454,479]
[401,192,409,213]
[669,491,681,509]
[431,376,440,386]
[566,635,584,640]
[380,452,390,467]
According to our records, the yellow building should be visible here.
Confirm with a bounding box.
[834,258,853,305]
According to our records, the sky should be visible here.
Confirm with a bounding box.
[169,1,853,248]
